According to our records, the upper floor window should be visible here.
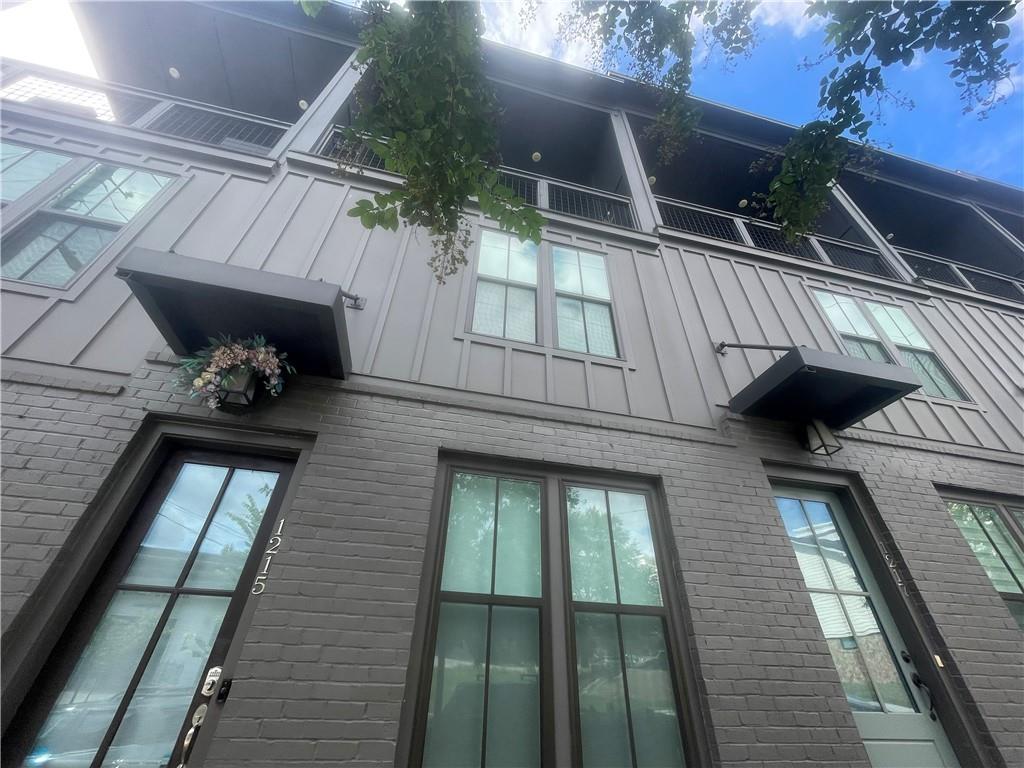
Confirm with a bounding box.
[469,233,622,359]
[1,160,170,287]
[472,230,538,343]
[945,498,1024,630]
[0,141,71,204]
[414,464,690,767]
[553,247,618,357]
[813,290,968,401]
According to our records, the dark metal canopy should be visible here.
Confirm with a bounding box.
[728,347,921,430]
[116,248,352,379]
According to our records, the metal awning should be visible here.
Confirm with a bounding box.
[116,248,352,379]
[728,347,921,429]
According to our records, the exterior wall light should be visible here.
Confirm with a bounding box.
[298,99,309,111]
[647,175,656,186]
[216,368,259,410]
[531,151,542,162]
[168,67,181,80]
[738,199,749,209]
[805,419,842,455]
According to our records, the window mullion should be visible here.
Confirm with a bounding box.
[857,296,902,360]
[478,605,494,768]
[614,614,640,768]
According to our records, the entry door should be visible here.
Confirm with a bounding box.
[21,450,291,768]
[772,486,959,768]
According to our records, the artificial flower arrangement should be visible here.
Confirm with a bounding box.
[175,334,295,410]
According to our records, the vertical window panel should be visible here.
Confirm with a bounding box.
[508,239,538,285]
[583,302,618,357]
[479,232,510,279]
[608,492,662,606]
[557,297,588,353]
[441,473,497,595]
[802,500,865,592]
[840,595,915,713]
[553,246,582,294]
[567,487,617,603]
[485,607,541,768]
[505,286,537,343]
[574,612,633,768]
[0,144,71,202]
[899,349,965,400]
[842,337,891,363]
[776,497,833,589]
[472,281,507,338]
[494,480,542,598]
[422,603,488,768]
[579,252,610,299]
[865,303,929,349]
[809,593,883,712]
[947,502,1024,594]
[814,290,876,338]
[472,232,537,342]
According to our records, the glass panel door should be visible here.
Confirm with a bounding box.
[773,486,959,768]
[22,452,291,768]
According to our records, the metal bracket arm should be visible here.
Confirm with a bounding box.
[715,342,800,356]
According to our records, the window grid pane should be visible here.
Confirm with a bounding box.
[814,290,876,338]
[866,303,929,349]
[472,280,507,338]
[842,336,891,363]
[899,348,965,400]
[0,144,71,201]
[583,301,618,357]
[505,286,537,343]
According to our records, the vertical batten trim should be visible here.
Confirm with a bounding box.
[411,278,439,382]
[70,295,134,366]
[223,172,290,264]
[256,175,317,270]
[342,223,374,292]
[363,226,413,374]
[299,184,351,279]
[705,255,757,381]
[503,346,514,397]
[630,249,679,421]
[583,359,595,408]
[458,338,472,389]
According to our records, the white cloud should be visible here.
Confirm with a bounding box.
[752,0,823,39]
[482,1,598,70]
[0,0,96,77]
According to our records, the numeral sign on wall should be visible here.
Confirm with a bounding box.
[252,518,285,595]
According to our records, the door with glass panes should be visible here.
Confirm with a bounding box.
[773,486,959,768]
[16,450,291,768]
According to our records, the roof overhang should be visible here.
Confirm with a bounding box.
[116,248,352,379]
[728,347,921,430]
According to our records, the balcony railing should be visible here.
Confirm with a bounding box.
[899,249,1024,302]
[316,127,638,231]
[1,63,290,156]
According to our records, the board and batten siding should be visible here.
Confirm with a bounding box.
[2,123,1022,454]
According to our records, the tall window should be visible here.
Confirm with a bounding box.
[945,498,1024,629]
[1,141,71,204]
[813,290,967,401]
[472,230,539,343]
[2,160,170,287]
[415,465,690,768]
[554,247,618,357]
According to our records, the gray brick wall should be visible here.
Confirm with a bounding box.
[2,362,1022,768]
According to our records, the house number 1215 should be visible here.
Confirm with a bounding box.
[251,518,285,595]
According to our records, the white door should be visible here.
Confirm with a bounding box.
[773,486,959,768]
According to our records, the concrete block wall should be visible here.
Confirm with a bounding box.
[2,361,1022,768]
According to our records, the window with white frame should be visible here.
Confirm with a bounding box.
[1,140,72,204]
[553,246,618,357]
[471,230,539,343]
[2,160,170,287]
[813,290,967,401]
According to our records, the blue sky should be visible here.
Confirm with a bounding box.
[482,1,1024,189]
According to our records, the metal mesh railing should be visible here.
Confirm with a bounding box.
[548,183,636,229]
[958,268,1024,301]
[899,252,967,287]
[320,130,389,171]
[145,104,286,153]
[818,240,898,280]
[746,223,821,261]
[498,170,538,206]
[656,200,742,243]
[1,74,158,124]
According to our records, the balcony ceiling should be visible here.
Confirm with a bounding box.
[73,1,355,123]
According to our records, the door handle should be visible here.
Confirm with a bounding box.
[911,672,938,721]
[175,703,207,768]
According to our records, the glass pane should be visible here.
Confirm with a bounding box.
[1007,600,1024,630]
[947,502,1021,593]
[494,479,542,598]
[575,612,632,768]
[557,296,587,353]
[88,170,168,223]
[505,286,536,343]
[567,487,617,603]
[479,230,509,279]
[553,246,582,294]
[814,290,876,338]
[1008,506,1024,529]
[621,615,685,768]
[441,473,496,594]
[508,238,538,285]
[802,501,864,591]
[609,492,661,606]
[123,463,229,587]
[485,607,541,768]
[579,252,610,299]
[53,165,134,216]
[867,303,929,349]
[901,349,964,400]
[1,216,77,279]
[1,148,71,201]
[103,594,230,767]
[775,497,832,589]
[583,301,617,357]
[842,336,890,363]
[423,602,488,768]
[841,595,915,713]
[1,141,31,169]
[22,224,116,287]
[26,591,168,768]
[473,280,506,337]
[808,593,882,712]
[185,469,280,589]
[972,505,1024,583]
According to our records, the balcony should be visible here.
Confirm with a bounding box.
[1,62,290,156]
[899,248,1024,302]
